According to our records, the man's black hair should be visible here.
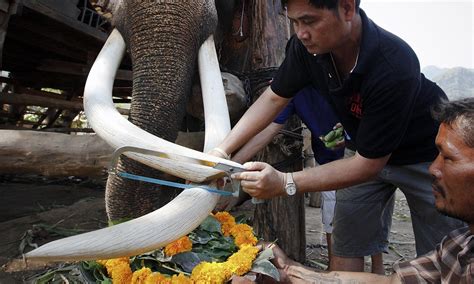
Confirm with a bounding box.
[281,0,361,12]
[432,98,474,147]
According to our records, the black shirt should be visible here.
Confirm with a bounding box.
[271,9,447,165]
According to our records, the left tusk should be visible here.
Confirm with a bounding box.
[25,31,232,261]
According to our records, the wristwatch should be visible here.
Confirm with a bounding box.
[285,172,297,196]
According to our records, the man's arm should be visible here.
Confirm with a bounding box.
[292,151,390,193]
[283,266,400,284]
[268,243,401,284]
[232,122,284,164]
[234,152,390,198]
[214,87,290,157]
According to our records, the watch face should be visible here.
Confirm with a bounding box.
[286,184,297,196]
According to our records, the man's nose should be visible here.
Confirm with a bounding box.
[429,156,442,178]
[297,28,309,40]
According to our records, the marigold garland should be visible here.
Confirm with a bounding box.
[98,212,258,284]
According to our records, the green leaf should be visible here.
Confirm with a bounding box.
[199,216,221,233]
[250,259,280,281]
[172,252,202,273]
[189,229,213,244]
[80,261,111,283]
[195,253,212,262]
[254,247,275,263]
[207,237,236,251]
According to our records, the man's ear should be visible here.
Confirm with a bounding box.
[338,0,356,21]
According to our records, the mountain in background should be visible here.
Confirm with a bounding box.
[423,65,474,100]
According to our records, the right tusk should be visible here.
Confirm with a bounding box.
[25,30,232,261]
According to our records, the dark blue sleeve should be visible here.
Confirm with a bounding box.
[273,99,295,124]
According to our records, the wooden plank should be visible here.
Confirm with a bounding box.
[38,59,132,81]
[7,12,103,53]
[35,0,80,19]
[5,24,88,62]
[21,0,107,42]
[0,91,130,115]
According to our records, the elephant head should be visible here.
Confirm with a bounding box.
[24,0,244,261]
[90,0,222,221]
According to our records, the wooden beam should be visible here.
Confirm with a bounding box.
[21,0,107,42]
[0,130,113,177]
[5,24,88,62]
[38,59,132,81]
[0,91,130,115]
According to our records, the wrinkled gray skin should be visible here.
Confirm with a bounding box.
[91,0,233,220]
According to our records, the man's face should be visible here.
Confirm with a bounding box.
[429,123,474,224]
[286,0,351,54]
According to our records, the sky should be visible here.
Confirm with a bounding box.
[361,0,473,69]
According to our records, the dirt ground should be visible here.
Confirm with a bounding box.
[0,175,416,283]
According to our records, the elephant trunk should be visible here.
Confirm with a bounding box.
[105,1,218,220]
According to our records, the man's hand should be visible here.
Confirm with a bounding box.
[231,162,286,199]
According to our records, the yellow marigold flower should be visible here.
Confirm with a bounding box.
[214,212,236,236]
[227,245,259,275]
[132,267,152,284]
[171,273,193,284]
[144,272,169,284]
[191,262,231,284]
[165,235,193,257]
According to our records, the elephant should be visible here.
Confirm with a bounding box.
[89,0,235,221]
[24,0,249,261]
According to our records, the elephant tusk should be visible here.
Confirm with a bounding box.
[25,30,233,261]
[81,31,240,183]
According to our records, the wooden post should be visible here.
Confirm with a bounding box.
[249,0,306,263]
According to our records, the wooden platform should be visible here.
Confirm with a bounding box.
[0,0,132,130]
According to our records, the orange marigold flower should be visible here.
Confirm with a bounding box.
[230,224,257,247]
[233,231,258,248]
[165,235,193,257]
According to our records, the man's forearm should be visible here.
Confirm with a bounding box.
[286,265,400,284]
[218,87,289,156]
[293,152,391,193]
[232,123,283,163]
